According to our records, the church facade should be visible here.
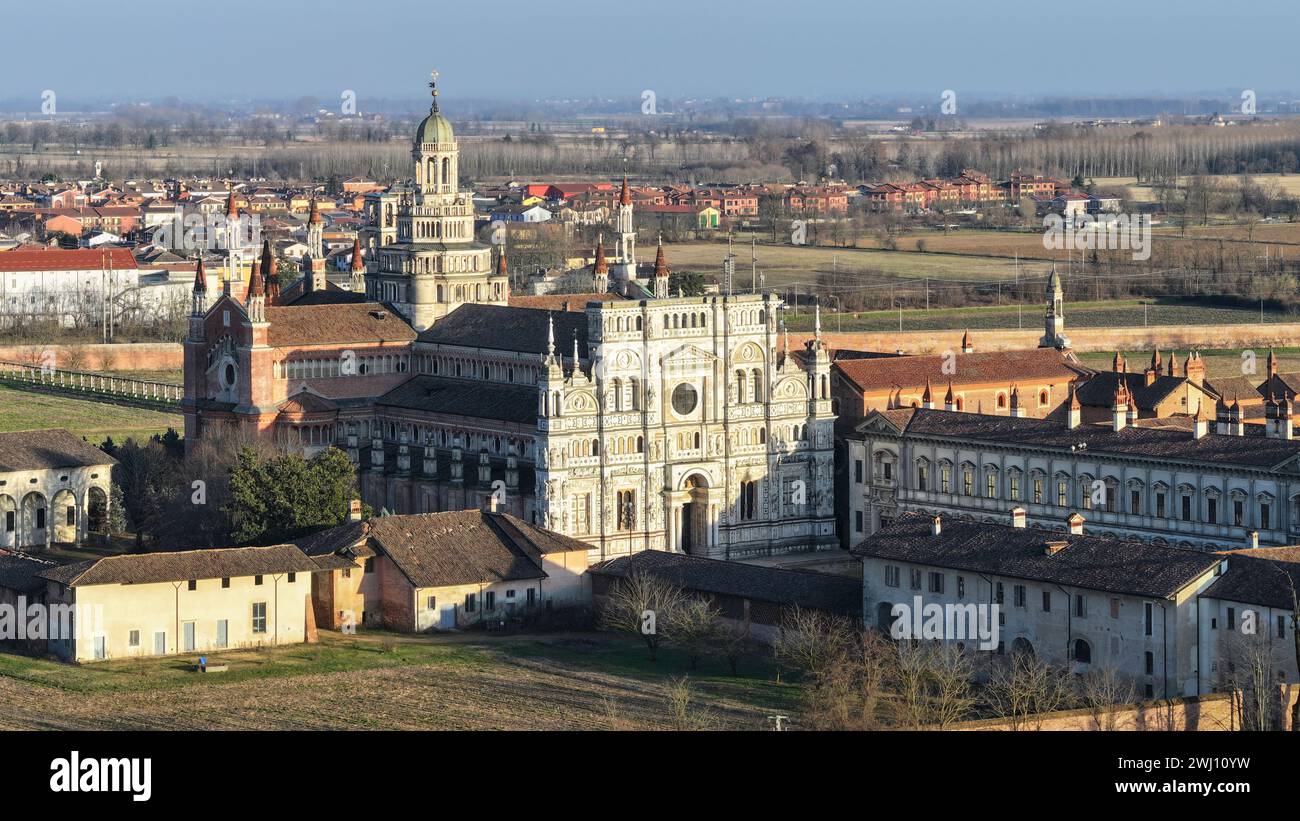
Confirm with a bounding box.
[180,73,837,561]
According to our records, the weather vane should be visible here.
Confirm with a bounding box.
[429,69,440,111]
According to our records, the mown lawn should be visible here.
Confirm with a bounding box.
[0,384,180,446]
[783,298,1295,333]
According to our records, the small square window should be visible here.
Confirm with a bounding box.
[128,630,140,647]
[254,575,264,586]
[287,572,296,584]
[187,579,196,591]
[221,577,230,588]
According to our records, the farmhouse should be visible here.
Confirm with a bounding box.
[296,509,591,632]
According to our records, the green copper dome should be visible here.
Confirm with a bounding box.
[415,109,454,145]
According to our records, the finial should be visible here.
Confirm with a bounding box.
[429,69,440,112]
[546,313,555,356]
[814,303,822,339]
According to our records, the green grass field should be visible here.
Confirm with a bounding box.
[0,384,181,445]
[785,298,1293,333]
[0,631,803,730]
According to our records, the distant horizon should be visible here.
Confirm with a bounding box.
[6,0,1299,104]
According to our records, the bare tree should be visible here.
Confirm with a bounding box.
[773,605,854,680]
[598,571,685,661]
[983,652,1077,731]
[662,675,717,731]
[664,596,721,670]
[891,641,975,729]
[1078,665,1137,730]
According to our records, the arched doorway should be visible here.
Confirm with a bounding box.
[678,473,711,555]
[86,486,109,542]
[20,491,47,549]
[0,495,15,548]
[51,488,77,545]
[1012,637,1034,657]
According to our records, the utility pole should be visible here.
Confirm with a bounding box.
[751,237,757,293]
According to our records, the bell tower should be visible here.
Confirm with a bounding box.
[364,71,502,331]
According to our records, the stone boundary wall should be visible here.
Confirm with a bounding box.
[952,687,1298,731]
[0,342,182,372]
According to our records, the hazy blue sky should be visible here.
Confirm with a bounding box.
[7,0,1299,103]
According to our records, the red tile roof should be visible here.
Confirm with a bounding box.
[0,248,138,272]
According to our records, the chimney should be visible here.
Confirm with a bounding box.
[1010,506,1027,528]
[1010,385,1025,418]
[960,330,974,354]
[348,498,362,522]
[1066,384,1081,429]
[1193,400,1210,439]
[1247,530,1259,549]
[1184,351,1205,387]
[1043,540,1068,556]
[1112,383,1128,431]
[930,515,942,536]
[1067,512,1084,535]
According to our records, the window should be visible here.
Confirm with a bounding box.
[909,568,922,590]
[465,593,478,613]
[129,630,140,647]
[963,469,973,496]
[956,576,965,599]
[1144,651,1154,675]
[941,468,952,493]
[1227,607,1236,630]
[365,557,375,573]
[1156,492,1166,518]
[287,572,296,584]
[1144,602,1153,636]
[854,511,863,533]
[885,566,900,588]
[1009,475,1019,500]
[1278,615,1287,639]
[1207,498,1217,524]
[187,580,196,591]
[1057,480,1067,507]
[739,481,759,521]
[341,568,351,579]
[917,464,928,491]
[617,490,637,531]
[254,575,264,586]
[1075,594,1087,618]
[1109,598,1120,619]
[1014,585,1026,608]
[1131,489,1141,515]
[427,596,437,610]
[1033,478,1043,505]
[995,582,1004,605]
[1181,495,1192,521]
[527,588,536,607]
[252,602,267,634]
[854,459,863,484]
[485,591,496,611]
[1261,503,1271,529]
[221,577,230,588]
[1233,499,1244,526]
[928,572,944,594]
[986,473,996,498]
[1042,591,1051,612]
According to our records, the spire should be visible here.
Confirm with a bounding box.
[593,234,608,274]
[247,251,265,298]
[619,175,631,206]
[226,185,239,219]
[1112,351,1125,372]
[495,246,507,277]
[1150,349,1162,372]
[1069,383,1081,410]
[351,236,365,272]
[922,380,933,404]
[944,380,955,404]
[813,303,822,341]
[572,332,580,370]
[546,313,556,358]
[1269,349,1278,377]
[653,234,669,278]
[260,239,278,302]
[308,197,322,225]
[192,257,206,293]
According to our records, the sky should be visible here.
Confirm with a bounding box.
[6,0,1300,105]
